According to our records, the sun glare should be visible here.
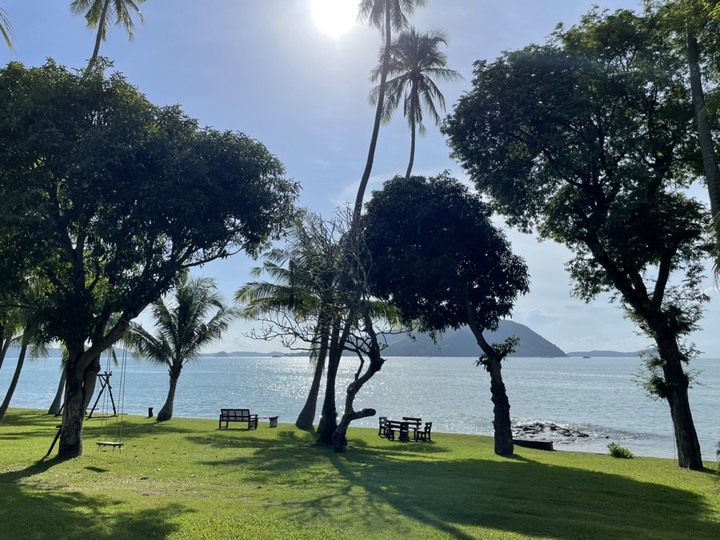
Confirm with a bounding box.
[311,0,358,38]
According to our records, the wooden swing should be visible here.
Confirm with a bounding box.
[96,348,128,451]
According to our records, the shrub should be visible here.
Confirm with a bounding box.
[608,442,634,459]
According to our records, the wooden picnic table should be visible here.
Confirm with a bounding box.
[384,417,421,442]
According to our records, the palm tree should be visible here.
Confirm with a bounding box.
[370,28,461,178]
[236,212,345,430]
[124,274,235,422]
[354,0,426,220]
[0,8,13,53]
[70,0,145,67]
[0,281,49,424]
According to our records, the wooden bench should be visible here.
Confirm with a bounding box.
[219,408,258,430]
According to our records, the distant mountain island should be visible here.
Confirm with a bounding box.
[3,325,638,360]
[200,321,566,358]
[382,320,567,358]
[566,350,641,358]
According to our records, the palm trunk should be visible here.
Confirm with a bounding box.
[353,2,393,223]
[405,117,416,179]
[48,368,66,416]
[295,330,329,430]
[157,367,181,422]
[58,350,101,459]
[686,26,720,221]
[316,325,343,444]
[325,3,393,445]
[0,343,27,424]
[0,332,11,370]
[88,0,111,68]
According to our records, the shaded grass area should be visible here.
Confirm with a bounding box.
[1,408,719,539]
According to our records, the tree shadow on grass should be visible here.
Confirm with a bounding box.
[191,430,720,539]
[0,459,189,539]
[327,449,720,539]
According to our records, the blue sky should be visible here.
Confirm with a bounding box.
[4,0,720,356]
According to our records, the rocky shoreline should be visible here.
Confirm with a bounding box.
[513,421,594,440]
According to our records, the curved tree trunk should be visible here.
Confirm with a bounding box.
[58,351,101,459]
[654,332,703,470]
[157,366,181,422]
[332,311,384,452]
[466,303,513,456]
[484,354,513,456]
[295,331,329,430]
[48,369,66,416]
[0,343,27,424]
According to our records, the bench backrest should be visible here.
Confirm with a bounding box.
[220,408,251,420]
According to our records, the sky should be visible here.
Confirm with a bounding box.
[3,0,720,356]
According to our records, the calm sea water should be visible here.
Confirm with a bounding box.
[2,355,719,460]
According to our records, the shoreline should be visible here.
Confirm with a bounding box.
[12,407,685,463]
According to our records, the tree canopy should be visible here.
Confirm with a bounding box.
[443,8,709,469]
[370,27,461,178]
[364,173,528,335]
[363,173,529,455]
[0,60,298,457]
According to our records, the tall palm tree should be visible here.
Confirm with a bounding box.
[354,0,426,220]
[370,28,460,178]
[124,274,235,422]
[70,0,145,67]
[0,8,13,53]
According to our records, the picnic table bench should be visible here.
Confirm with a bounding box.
[379,416,431,442]
[218,408,258,430]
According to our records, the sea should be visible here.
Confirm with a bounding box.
[2,354,719,461]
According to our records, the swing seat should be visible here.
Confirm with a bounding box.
[96,441,124,450]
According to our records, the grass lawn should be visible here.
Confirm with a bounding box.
[1,409,719,539]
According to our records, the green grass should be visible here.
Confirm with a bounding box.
[1,409,719,539]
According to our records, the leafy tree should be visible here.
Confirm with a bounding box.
[443,9,708,469]
[124,275,235,422]
[364,173,529,455]
[0,8,13,53]
[0,60,298,458]
[70,0,145,66]
[370,27,461,178]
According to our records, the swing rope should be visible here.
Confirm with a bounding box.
[97,347,127,451]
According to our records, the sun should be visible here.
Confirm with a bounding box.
[311,0,358,38]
